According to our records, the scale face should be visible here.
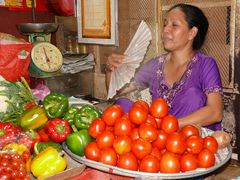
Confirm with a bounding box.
[31,42,63,73]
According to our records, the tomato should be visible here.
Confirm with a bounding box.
[134,100,149,112]
[179,125,200,138]
[154,117,162,129]
[0,173,11,180]
[96,131,114,149]
[84,142,101,161]
[11,170,19,179]
[0,159,10,167]
[139,155,160,173]
[99,147,117,166]
[159,151,180,173]
[131,139,152,159]
[186,135,204,154]
[203,136,218,153]
[130,128,140,141]
[21,151,31,163]
[160,115,179,134]
[150,147,162,160]
[102,105,124,126]
[114,117,132,136]
[149,98,168,118]
[88,118,106,138]
[166,132,186,154]
[129,103,148,125]
[145,115,157,128]
[198,148,215,168]
[180,153,198,172]
[105,125,114,132]
[117,152,138,171]
[113,136,132,155]
[152,130,168,150]
[139,122,158,142]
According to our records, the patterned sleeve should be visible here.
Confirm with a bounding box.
[132,57,159,90]
[201,57,223,94]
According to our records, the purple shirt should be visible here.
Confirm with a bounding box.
[133,51,223,130]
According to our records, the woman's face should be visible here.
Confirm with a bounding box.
[162,8,196,52]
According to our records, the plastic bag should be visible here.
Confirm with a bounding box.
[0,43,32,82]
[48,0,74,16]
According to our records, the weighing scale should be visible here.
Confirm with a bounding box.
[17,23,63,78]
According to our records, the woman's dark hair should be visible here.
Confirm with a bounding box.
[168,3,209,50]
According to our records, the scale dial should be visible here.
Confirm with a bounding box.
[31,42,63,72]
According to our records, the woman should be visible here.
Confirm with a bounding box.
[105,4,223,130]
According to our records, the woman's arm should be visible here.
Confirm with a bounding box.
[178,92,223,128]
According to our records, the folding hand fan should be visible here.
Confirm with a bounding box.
[107,20,152,99]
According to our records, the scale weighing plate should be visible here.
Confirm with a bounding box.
[17,23,58,34]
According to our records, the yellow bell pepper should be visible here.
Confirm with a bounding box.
[3,143,28,155]
[31,147,67,179]
[18,105,48,130]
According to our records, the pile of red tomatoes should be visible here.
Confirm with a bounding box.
[85,98,218,173]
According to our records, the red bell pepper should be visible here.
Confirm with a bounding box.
[0,122,22,148]
[24,101,37,110]
[37,128,50,142]
[45,119,71,143]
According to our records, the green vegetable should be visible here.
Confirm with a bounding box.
[34,141,63,155]
[66,127,94,156]
[43,93,69,119]
[0,77,35,124]
[63,105,79,126]
[74,104,101,130]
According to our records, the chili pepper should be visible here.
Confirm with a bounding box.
[74,104,102,130]
[37,128,50,142]
[17,105,48,130]
[43,93,69,119]
[0,122,22,148]
[63,105,79,126]
[31,147,67,179]
[45,118,72,143]
[66,126,94,156]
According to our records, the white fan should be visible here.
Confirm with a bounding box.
[107,20,152,99]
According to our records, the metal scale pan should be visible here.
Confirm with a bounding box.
[17,23,58,35]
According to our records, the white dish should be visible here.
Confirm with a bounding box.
[63,128,232,179]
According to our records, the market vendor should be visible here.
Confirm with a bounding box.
[105,3,223,131]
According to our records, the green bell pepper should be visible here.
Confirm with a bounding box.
[66,128,94,156]
[43,93,69,119]
[74,104,102,130]
[63,105,79,126]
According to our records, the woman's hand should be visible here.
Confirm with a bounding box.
[105,53,125,72]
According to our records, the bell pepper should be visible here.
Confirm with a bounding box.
[37,128,50,142]
[2,143,28,155]
[74,104,102,130]
[63,105,79,126]
[34,141,63,155]
[66,127,94,156]
[43,93,69,119]
[31,146,67,179]
[0,122,22,148]
[17,105,48,130]
[45,118,72,143]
